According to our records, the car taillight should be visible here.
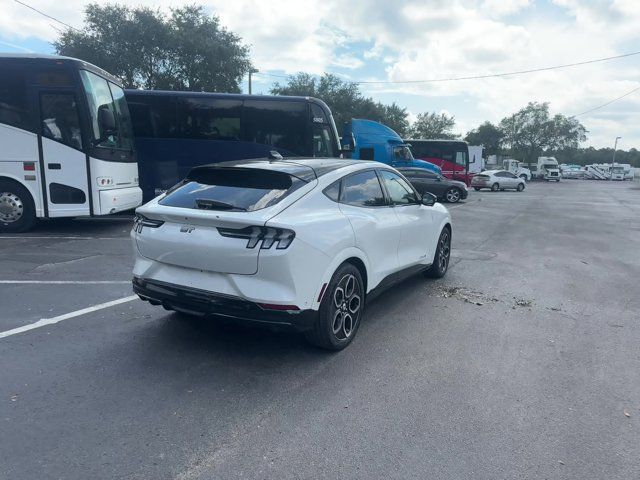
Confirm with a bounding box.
[217,226,296,250]
[133,214,164,233]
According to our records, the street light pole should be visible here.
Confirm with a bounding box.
[610,136,621,180]
[248,68,259,95]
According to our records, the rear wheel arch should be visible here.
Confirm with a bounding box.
[343,256,368,294]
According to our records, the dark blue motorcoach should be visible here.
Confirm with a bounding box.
[125,90,341,201]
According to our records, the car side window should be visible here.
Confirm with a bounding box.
[507,172,517,178]
[323,180,341,202]
[379,170,419,205]
[341,170,386,207]
[495,171,507,177]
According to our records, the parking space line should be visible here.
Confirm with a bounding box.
[0,295,138,340]
[0,280,130,284]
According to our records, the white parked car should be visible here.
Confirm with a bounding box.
[132,158,452,350]
[471,170,526,192]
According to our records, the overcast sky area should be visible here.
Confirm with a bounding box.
[1,0,638,149]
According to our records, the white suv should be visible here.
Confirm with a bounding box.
[132,158,452,350]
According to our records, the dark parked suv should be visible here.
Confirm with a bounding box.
[397,168,468,203]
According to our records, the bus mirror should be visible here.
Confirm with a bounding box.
[98,106,116,133]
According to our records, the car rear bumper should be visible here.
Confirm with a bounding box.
[133,277,318,330]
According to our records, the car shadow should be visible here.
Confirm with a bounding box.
[24,215,133,236]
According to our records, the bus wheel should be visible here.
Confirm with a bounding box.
[0,180,36,233]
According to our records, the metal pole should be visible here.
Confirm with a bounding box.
[610,136,621,180]
[248,68,258,95]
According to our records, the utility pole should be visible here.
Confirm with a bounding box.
[248,68,259,95]
[610,136,621,180]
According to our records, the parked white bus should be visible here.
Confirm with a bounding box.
[0,54,142,233]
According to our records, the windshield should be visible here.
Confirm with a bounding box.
[544,164,558,169]
[80,70,133,151]
[394,145,414,161]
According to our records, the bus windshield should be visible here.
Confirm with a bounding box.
[80,70,134,151]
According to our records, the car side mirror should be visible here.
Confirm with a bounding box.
[421,192,437,206]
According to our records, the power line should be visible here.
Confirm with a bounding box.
[13,0,80,32]
[353,51,640,84]
[253,51,640,86]
[573,85,640,117]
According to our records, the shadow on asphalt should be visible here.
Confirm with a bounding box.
[19,215,134,236]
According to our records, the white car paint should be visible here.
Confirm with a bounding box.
[132,159,451,325]
[471,169,526,191]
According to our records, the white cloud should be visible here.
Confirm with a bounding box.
[1,0,639,147]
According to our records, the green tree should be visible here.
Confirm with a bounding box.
[409,112,459,139]
[499,102,587,164]
[464,121,503,155]
[54,4,252,92]
[271,73,411,136]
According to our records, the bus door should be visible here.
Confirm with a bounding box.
[37,89,90,217]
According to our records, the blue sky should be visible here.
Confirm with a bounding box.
[2,0,638,148]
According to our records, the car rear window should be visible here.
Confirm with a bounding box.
[159,167,306,212]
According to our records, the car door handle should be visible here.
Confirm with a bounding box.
[48,163,61,170]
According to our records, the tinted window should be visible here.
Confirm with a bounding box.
[495,171,508,177]
[0,68,30,130]
[379,170,419,205]
[128,95,176,138]
[310,103,327,125]
[176,97,241,140]
[411,142,468,166]
[40,93,83,150]
[313,125,335,157]
[243,100,308,155]
[35,70,73,87]
[160,168,305,212]
[341,170,386,207]
[323,180,341,202]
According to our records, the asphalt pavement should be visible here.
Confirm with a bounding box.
[1,180,639,479]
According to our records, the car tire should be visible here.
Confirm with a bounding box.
[491,183,499,191]
[445,187,462,203]
[517,183,525,192]
[425,227,451,279]
[0,180,36,233]
[305,263,364,351]
[474,187,481,191]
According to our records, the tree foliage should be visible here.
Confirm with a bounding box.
[270,73,410,136]
[54,4,252,92]
[499,102,587,163]
[464,122,503,155]
[409,112,459,139]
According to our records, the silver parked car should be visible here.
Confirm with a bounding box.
[471,170,526,192]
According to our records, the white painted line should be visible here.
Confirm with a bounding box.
[0,295,138,340]
[0,280,130,284]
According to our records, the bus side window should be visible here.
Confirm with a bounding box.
[40,93,83,151]
[243,100,307,155]
[176,97,241,140]
[0,68,30,130]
